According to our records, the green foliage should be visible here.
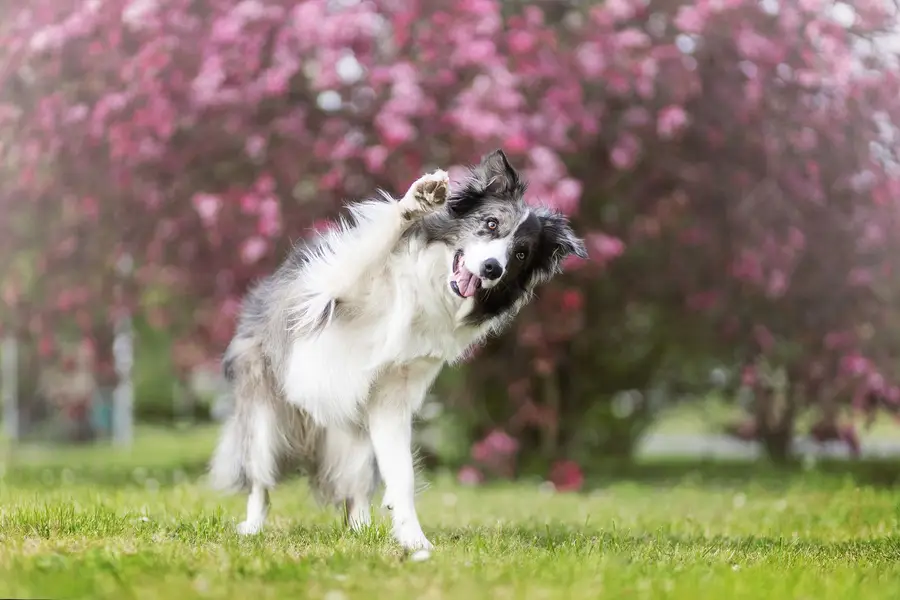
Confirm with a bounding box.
[131,319,178,422]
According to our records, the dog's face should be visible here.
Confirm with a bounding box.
[422,149,587,324]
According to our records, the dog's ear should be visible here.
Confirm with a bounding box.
[475,149,522,195]
[450,149,525,216]
[535,208,588,273]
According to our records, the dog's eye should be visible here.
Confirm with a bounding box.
[516,251,526,261]
[486,218,498,231]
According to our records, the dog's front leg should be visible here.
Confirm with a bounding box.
[367,363,440,551]
[369,404,429,550]
[292,171,450,332]
[344,169,450,281]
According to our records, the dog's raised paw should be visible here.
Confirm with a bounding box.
[401,170,449,218]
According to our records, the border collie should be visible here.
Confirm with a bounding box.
[209,149,587,551]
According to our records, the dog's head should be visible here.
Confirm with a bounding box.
[423,149,587,323]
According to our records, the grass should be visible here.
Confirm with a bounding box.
[1,427,900,599]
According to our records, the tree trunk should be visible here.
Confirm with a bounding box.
[755,385,796,464]
[761,425,793,464]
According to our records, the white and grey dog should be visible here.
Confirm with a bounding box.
[209,149,587,551]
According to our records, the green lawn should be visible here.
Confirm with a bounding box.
[1,427,899,599]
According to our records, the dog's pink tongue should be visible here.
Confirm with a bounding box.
[455,265,479,298]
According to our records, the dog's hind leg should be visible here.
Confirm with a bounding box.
[238,482,270,535]
[314,425,378,531]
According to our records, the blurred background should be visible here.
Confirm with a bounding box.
[2,0,900,490]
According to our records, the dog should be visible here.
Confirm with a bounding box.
[209,149,587,551]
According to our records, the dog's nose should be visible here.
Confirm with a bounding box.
[481,258,503,280]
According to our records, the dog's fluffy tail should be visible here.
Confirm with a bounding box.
[209,341,289,493]
[208,397,286,493]
[208,412,252,493]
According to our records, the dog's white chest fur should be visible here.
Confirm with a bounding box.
[283,241,481,427]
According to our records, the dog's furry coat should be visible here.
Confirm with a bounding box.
[209,150,586,550]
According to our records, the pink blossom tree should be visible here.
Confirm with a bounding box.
[2,0,899,464]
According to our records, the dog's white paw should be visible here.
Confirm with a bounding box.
[346,503,373,532]
[236,520,264,536]
[400,170,450,219]
[393,523,434,552]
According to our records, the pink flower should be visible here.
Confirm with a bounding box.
[549,460,584,492]
[674,6,706,33]
[471,429,520,478]
[799,0,824,10]
[528,147,566,181]
[825,330,853,350]
[867,372,885,392]
[610,134,640,170]
[766,269,788,298]
[561,289,584,311]
[561,254,588,271]
[81,196,99,221]
[605,0,639,21]
[549,178,582,215]
[731,252,764,283]
[508,30,535,53]
[452,39,496,66]
[364,145,389,173]
[257,198,281,237]
[191,193,222,226]
[736,28,780,62]
[657,105,688,139]
[457,465,484,486]
[848,268,873,286]
[245,135,266,160]
[240,237,267,265]
[375,113,414,148]
[483,429,519,456]
[471,440,491,463]
[38,335,55,358]
[576,42,606,78]
[615,29,650,50]
[503,133,529,154]
[586,233,625,264]
[741,366,757,387]
[255,174,276,193]
[841,354,870,376]
[887,387,900,405]
[788,227,806,249]
[240,192,261,214]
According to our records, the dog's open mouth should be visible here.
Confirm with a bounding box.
[450,250,481,298]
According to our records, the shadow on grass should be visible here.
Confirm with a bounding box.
[578,458,900,490]
[438,525,900,559]
[3,455,900,490]
[0,460,213,488]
